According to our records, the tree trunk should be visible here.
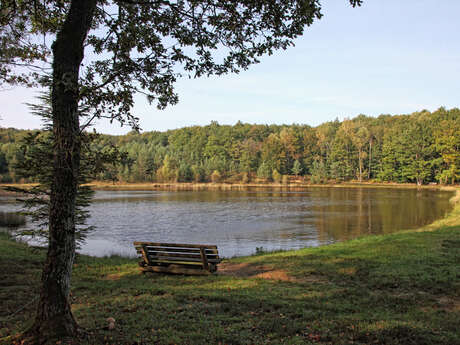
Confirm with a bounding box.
[26,0,96,342]
[368,138,372,180]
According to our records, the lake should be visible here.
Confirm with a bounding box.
[0,187,454,258]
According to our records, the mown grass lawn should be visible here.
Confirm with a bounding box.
[1,190,459,345]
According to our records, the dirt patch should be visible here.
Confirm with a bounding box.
[218,262,272,277]
[104,273,122,280]
[218,262,325,283]
[253,269,298,282]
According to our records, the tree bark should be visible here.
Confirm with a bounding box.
[368,138,372,180]
[27,0,97,342]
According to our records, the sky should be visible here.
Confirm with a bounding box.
[1,0,459,135]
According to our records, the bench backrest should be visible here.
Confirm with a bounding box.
[133,241,221,271]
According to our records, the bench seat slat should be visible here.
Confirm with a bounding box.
[146,259,219,266]
[146,247,201,253]
[145,251,219,260]
[147,256,221,264]
[134,247,218,255]
[137,248,219,256]
[149,259,203,266]
[134,241,217,249]
[143,247,217,254]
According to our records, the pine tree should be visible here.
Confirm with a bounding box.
[292,159,303,176]
[8,93,126,247]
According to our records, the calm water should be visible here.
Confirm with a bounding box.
[0,187,454,258]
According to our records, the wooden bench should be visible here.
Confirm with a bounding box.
[133,242,222,275]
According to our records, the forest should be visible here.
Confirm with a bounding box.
[1,107,459,186]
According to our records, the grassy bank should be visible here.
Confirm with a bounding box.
[1,191,459,344]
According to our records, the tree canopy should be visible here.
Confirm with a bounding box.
[2,107,459,186]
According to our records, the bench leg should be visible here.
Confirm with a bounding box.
[199,247,209,271]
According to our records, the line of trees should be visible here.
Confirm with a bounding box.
[1,107,459,186]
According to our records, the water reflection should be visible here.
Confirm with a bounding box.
[0,187,454,258]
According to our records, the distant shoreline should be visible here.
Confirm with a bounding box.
[1,181,457,193]
[87,181,456,192]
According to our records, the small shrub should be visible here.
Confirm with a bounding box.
[210,170,221,183]
[257,162,272,180]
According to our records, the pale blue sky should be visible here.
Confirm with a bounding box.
[1,0,459,135]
